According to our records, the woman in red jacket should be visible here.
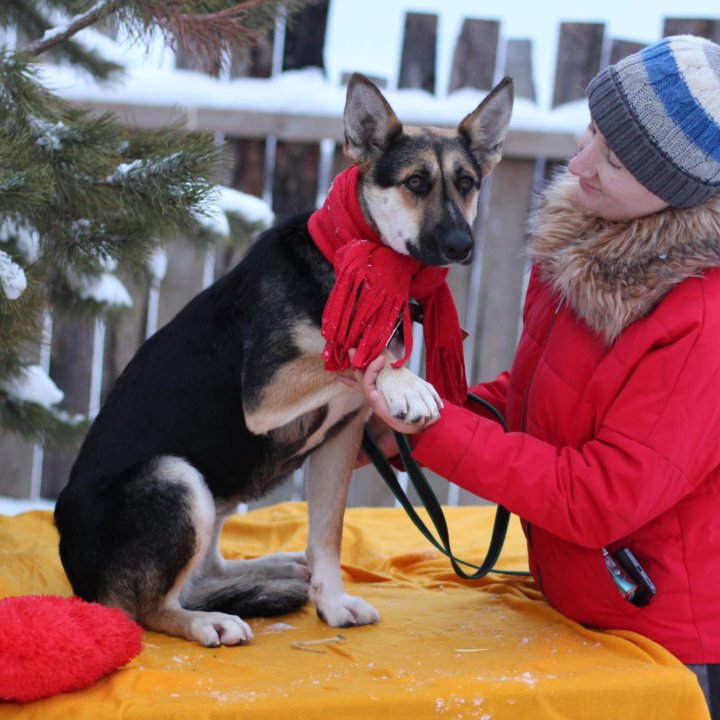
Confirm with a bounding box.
[348,35,720,716]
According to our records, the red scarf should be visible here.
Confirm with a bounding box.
[307,165,468,405]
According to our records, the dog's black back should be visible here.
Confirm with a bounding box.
[69,214,332,495]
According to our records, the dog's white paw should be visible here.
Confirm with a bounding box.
[316,594,380,628]
[192,612,254,647]
[376,367,442,424]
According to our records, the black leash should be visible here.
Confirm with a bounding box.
[363,393,528,579]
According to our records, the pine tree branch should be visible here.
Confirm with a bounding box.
[155,1,267,47]
[145,1,297,72]
[24,0,117,57]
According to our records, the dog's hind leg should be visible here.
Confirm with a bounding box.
[180,509,310,623]
[103,457,255,647]
[199,506,310,583]
[305,413,380,627]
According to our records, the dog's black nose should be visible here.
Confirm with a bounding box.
[440,230,473,264]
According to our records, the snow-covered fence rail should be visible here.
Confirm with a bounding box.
[59,93,580,159]
[2,6,718,508]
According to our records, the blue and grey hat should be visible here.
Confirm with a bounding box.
[587,34,720,208]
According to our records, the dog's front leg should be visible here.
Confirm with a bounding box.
[305,412,380,627]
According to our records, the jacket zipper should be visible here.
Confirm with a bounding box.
[521,295,564,571]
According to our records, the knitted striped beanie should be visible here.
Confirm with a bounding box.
[587,35,720,207]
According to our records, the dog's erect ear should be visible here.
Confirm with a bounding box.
[458,77,514,176]
[343,73,403,167]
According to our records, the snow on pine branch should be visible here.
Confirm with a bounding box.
[28,115,74,152]
[68,271,133,308]
[105,158,143,182]
[63,243,133,308]
[195,201,230,237]
[0,365,63,409]
[0,250,26,300]
[195,184,275,237]
[0,216,40,263]
[218,185,274,226]
[103,153,206,191]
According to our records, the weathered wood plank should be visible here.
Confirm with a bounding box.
[608,39,645,65]
[502,128,577,162]
[103,274,151,387]
[472,158,537,384]
[271,0,327,224]
[272,141,321,220]
[230,30,273,79]
[449,19,499,92]
[663,18,720,42]
[398,13,438,93]
[156,241,207,330]
[0,435,34,499]
[282,0,330,71]
[224,20,274,278]
[504,39,536,102]
[40,313,95,497]
[552,22,605,107]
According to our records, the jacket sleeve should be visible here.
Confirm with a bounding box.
[412,309,720,549]
[463,371,510,424]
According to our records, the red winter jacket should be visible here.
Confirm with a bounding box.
[411,175,720,664]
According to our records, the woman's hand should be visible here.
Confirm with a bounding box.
[338,353,440,468]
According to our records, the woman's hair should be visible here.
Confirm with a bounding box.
[586,35,720,207]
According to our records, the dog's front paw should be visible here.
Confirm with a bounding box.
[316,594,380,628]
[376,367,442,424]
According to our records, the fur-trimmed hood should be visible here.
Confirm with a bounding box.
[527,168,720,343]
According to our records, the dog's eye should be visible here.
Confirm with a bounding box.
[457,175,476,195]
[405,174,428,195]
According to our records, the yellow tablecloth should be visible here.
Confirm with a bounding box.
[0,503,710,719]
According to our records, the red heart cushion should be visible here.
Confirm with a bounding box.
[0,595,143,702]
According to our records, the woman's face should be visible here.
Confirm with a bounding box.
[567,122,669,221]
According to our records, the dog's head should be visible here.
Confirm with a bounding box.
[343,74,514,266]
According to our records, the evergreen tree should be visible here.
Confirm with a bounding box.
[0,0,302,443]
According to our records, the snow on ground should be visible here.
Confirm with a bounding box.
[0,496,55,515]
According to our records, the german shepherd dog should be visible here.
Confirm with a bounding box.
[55,74,513,647]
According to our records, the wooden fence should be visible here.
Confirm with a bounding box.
[1,4,719,508]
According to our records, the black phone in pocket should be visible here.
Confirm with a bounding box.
[614,547,657,607]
